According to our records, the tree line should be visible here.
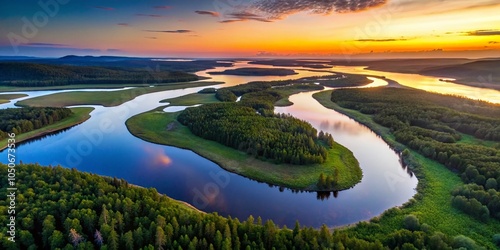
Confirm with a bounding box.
[0,62,199,87]
[178,103,333,165]
[331,87,500,221]
[180,79,336,165]
[0,107,73,139]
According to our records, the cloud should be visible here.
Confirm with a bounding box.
[220,19,245,23]
[136,14,163,18]
[195,10,220,17]
[94,6,114,11]
[117,23,130,27]
[145,37,157,39]
[23,42,68,47]
[251,0,387,19]
[355,38,409,42]
[221,11,273,23]
[153,6,172,9]
[144,29,192,34]
[467,30,500,36]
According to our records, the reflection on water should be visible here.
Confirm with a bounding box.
[197,61,336,86]
[331,66,500,104]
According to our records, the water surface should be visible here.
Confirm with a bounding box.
[3,60,496,227]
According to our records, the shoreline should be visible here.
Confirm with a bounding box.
[128,183,206,214]
[126,108,362,192]
[0,107,94,151]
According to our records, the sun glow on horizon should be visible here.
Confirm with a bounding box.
[0,0,498,58]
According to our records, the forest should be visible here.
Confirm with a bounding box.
[331,87,500,221]
[0,62,199,87]
[0,107,73,139]
[178,79,336,165]
[178,103,333,165]
[0,163,485,250]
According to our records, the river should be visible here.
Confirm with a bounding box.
[1,61,497,227]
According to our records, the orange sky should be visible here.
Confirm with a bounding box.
[0,0,499,58]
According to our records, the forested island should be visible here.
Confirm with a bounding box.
[249,59,333,69]
[208,67,297,76]
[314,87,500,248]
[299,74,373,88]
[128,80,363,191]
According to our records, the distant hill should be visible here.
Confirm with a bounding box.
[208,67,297,76]
[336,58,474,73]
[0,55,233,73]
[0,56,39,61]
[0,62,200,87]
[249,58,475,73]
[420,60,500,90]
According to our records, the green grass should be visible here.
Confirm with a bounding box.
[313,90,500,249]
[0,93,27,104]
[160,93,220,106]
[0,107,93,150]
[16,81,221,107]
[458,133,499,148]
[273,84,324,107]
[126,109,362,191]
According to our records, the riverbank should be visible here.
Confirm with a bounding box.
[128,183,205,214]
[313,90,500,248]
[0,93,27,104]
[160,92,220,106]
[126,108,362,191]
[15,81,222,107]
[0,107,94,151]
[160,83,325,107]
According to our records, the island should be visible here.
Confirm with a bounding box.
[127,80,362,191]
[0,107,93,150]
[207,67,298,76]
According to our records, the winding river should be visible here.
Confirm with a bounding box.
[1,61,497,228]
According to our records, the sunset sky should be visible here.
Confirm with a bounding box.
[0,0,499,58]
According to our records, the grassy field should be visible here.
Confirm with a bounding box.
[0,93,27,104]
[126,109,362,191]
[0,107,93,151]
[458,133,499,148]
[313,90,500,248]
[160,93,220,106]
[16,81,221,107]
